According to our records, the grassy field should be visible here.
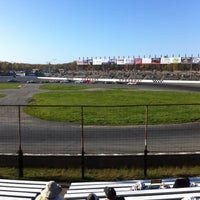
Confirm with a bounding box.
[1,83,200,182]
[1,166,200,183]
[0,83,21,98]
[0,83,21,89]
[24,84,200,125]
[0,94,5,98]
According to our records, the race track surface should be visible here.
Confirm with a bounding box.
[0,82,199,155]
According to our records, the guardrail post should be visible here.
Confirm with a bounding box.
[81,106,85,179]
[144,105,148,178]
[18,105,23,177]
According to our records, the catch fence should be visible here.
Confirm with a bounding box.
[0,104,199,177]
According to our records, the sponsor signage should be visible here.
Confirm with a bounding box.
[142,58,152,64]
[170,57,181,63]
[160,57,171,64]
[117,59,125,65]
[93,59,102,65]
[151,58,161,64]
[101,58,110,65]
[181,57,193,64]
[76,60,89,65]
[77,56,200,65]
[109,58,117,64]
[124,58,134,65]
[134,58,142,64]
[192,57,200,64]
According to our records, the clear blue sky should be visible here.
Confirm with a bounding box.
[0,0,199,64]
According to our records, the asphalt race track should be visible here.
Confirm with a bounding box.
[0,82,199,155]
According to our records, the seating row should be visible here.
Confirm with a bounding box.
[0,179,48,200]
[64,177,200,200]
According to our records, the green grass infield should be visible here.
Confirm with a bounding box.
[24,84,200,125]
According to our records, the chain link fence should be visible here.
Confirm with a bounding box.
[0,104,199,155]
[0,104,199,177]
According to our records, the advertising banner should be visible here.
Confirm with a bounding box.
[76,60,89,65]
[109,58,117,64]
[192,57,200,64]
[170,57,181,63]
[76,60,83,65]
[87,59,93,65]
[134,58,142,64]
[142,58,152,64]
[181,57,193,64]
[151,58,161,64]
[117,59,125,65]
[93,59,102,65]
[124,58,134,65]
[160,57,171,64]
[101,58,110,65]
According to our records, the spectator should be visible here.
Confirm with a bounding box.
[182,196,197,200]
[35,180,63,200]
[173,178,190,188]
[104,186,125,200]
[87,193,99,200]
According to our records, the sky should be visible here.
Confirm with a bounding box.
[0,0,199,64]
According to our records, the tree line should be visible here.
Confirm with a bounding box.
[0,61,199,73]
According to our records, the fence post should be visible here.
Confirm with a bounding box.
[18,105,23,178]
[81,106,85,179]
[144,105,148,178]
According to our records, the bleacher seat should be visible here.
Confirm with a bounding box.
[0,179,48,200]
[64,177,200,200]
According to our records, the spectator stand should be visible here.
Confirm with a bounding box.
[0,179,48,200]
[64,177,200,200]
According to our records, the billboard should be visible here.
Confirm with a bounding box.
[142,58,151,64]
[134,58,142,64]
[170,57,181,63]
[117,59,125,65]
[109,58,117,64]
[192,57,200,64]
[93,59,102,65]
[124,58,134,65]
[160,57,171,64]
[76,60,89,65]
[76,55,200,65]
[181,57,193,64]
[151,58,161,64]
[101,58,110,65]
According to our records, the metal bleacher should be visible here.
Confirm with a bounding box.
[0,179,48,200]
[64,177,200,200]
